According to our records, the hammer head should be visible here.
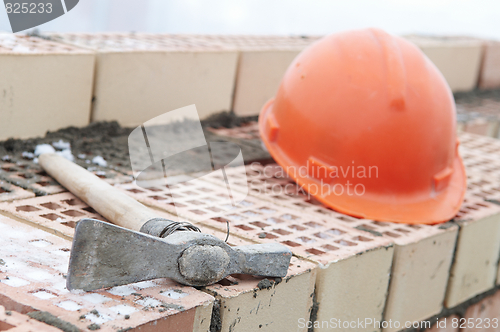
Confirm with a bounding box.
[67,219,292,291]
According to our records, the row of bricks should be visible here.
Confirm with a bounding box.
[0,193,317,332]
[1,33,500,141]
[0,172,495,331]
[0,131,498,331]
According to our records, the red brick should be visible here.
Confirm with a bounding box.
[0,214,214,332]
[462,290,500,332]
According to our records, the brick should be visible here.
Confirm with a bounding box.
[211,35,320,117]
[0,304,61,331]
[0,34,94,140]
[197,163,458,330]
[464,117,498,137]
[48,33,238,126]
[0,180,34,202]
[0,192,107,239]
[117,178,394,332]
[445,198,500,308]
[426,315,460,332]
[404,35,483,92]
[0,153,132,196]
[462,289,500,332]
[197,225,316,332]
[0,188,316,331]
[479,40,500,89]
[0,214,214,332]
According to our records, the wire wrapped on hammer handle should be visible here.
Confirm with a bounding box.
[140,218,201,238]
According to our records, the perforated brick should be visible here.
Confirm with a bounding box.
[0,154,132,196]
[445,198,500,308]
[0,34,94,140]
[0,214,214,332]
[198,163,458,330]
[0,180,34,202]
[196,224,317,332]
[208,121,261,140]
[0,192,107,239]
[0,304,61,331]
[462,289,500,332]
[118,179,394,331]
[47,33,238,125]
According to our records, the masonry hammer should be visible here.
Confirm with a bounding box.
[38,154,292,291]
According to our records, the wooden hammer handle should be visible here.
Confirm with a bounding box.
[38,153,158,232]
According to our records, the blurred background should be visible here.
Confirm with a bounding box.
[1,0,499,39]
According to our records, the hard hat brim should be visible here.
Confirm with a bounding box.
[259,99,467,225]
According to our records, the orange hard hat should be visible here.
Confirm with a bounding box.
[259,28,466,225]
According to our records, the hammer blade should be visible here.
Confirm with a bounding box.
[67,219,292,291]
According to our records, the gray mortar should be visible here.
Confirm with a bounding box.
[27,311,80,332]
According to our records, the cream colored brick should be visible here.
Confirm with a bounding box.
[203,35,320,117]
[445,199,500,308]
[233,50,302,116]
[0,34,94,140]
[404,35,484,92]
[479,40,500,90]
[48,33,238,126]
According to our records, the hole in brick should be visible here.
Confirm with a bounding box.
[281,214,299,220]
[16,205,40,212]
[394,228,410,234]
[187,200,204,205]
[0,187,10,194]
[182,191,197,196]
[18,173,35,179]
[190,209,206,215]
[61,210,85,217]
[304,222,323,228]
[289,224,307,231]
[41,213,63,221]
[359,224,377,231]
[127,188,144,194]
[240,200,254,207]
[59,248,70,252]
[30,288,59,299]
[197,187,213,192]
[297,236,315,244]
[62,221,77,228]
[314,232,331,239]
[372,221,390,227]
[36,181,51,187]
[206,207,223,212]
[322,244,339,251]
[337,216,355,222]
[168,202,186,208]
[306,248,325,255]
[211,217,228,223]
[145,187,162,192]
[266,217,283,224]
[217,278,238,286]
[242,210,261,217]
[407,224,422,229]
[474,203,488,208]
[62,199,80,206]
[382,231,401,238]
[466,206,478,211]
[235,224,254,231]
[273,229,291,235]
[250,221,269,228]
[335,239,357,246]
[0,166,15,172]
[352,236,372,242]
[82,207,97,214]
[149,195,168,201]
[259,232,277,239]
[40,202,62,210]
[327,228,346,236]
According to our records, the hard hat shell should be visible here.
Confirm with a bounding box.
[259,28,466,224]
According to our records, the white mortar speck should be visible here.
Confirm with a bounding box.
[56,300,82,311]
[81,293,112,305]
[34,144,56,156]
[109,304,137,316]
[33,291,56,300]
[108,285,135,296]
[92,156,107,167]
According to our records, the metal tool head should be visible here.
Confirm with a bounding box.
[67,219,292,291]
